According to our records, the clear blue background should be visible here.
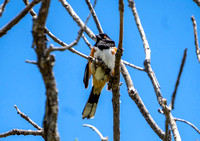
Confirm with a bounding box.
[0,0,199,140]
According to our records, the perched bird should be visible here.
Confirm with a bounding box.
[82,33,117,119]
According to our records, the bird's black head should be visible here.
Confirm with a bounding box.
[94,33,115,50]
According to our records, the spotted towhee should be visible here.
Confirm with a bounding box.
[82,33,117,119]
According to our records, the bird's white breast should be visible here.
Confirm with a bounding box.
[93,47,116,71]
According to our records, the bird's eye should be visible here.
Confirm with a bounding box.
[104,35,107,38]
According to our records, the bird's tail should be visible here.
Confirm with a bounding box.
[82,87,101,119]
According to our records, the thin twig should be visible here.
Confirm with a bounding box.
[0,0,41,37]
[14,105,42,130]
[122,60,145,71]
[59,0,96,41]
[174,118,200,134]
[0,0,10,17]
[193,0,200,7]
[25,60,37,65]
[191,16,200,62]
[46,29,83,54]
[83,124,108,141]
[170,49,187,110]
[82,34,93,49]
[47,0,96,54]
[0,129,43,138]
[85,0,103,33]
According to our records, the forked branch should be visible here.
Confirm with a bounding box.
[59,0,96,41]
[0,129,43,138]
[128,0,181,140]
[0,105,43,138]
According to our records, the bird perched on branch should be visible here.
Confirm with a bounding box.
[82,33,117,119]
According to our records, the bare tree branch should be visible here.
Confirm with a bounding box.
[127,0,150,60]
[83,124,108,141]
[59,0,96,41]
[0,0,41,37]
[111,1,124,141]
[23,0,37,17]
[122,60,145,71]
[164,118,169,141]
[82,34,93,49]
[47,0,97,54]
[85,0,103,33]
[14,105,42,130]
[0,129,43,138]
[168,112,181,141]
[32,0,60,140]
[25,60,37,65]
[0,0,10,17]
[128,1,181,140]
[127,0,165,107]
[120,62,165,139]
[191,16,200,62]
[193,0,200,7]
[170,49,187,110]
[174,118,200,134]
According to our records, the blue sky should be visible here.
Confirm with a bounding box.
[0,0,200,141]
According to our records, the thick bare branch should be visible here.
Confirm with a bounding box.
[0,129,43,138]
[191,16,200,62]
[168,113,181,141]
[174,118,200,134]
[0,0,41,37]
[0,0,10,17]
[32,0,60,140]
[83,124,108,141]
[120,62,165,139]
[111,1,124,141]
[193,0,200,7]
[14,105,42,130]
[164,118,170,141]
[170,49,187,110]
[59,0,96,41]
[85,0,103,33]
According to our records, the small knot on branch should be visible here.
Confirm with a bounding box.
[128,87,137,95]
[116,48,124,57]
[119,0,124,12]
[128,0,134,8]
